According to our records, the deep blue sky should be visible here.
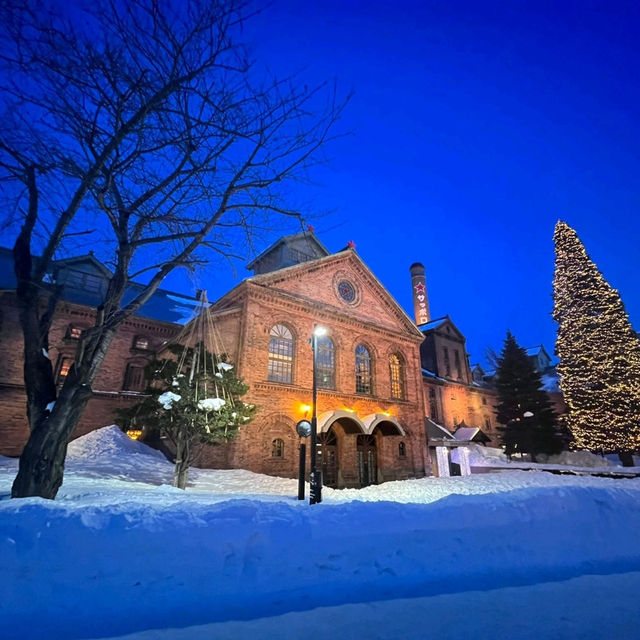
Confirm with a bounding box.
[8,1,639,367]
[179,0,639,366]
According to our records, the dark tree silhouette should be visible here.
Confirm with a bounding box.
[0,0,347,498]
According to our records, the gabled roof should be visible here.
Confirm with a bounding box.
[246,231,330,271]
[525,344,553,361]
[418,317,448,332]
[0,246,199,325]
[243,248,425,339]
[426,418,454,441]
[454,425,491,444]
[51,253,113,279]
[418,315,465,342]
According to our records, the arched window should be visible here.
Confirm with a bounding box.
[398,441,406,457]
[355,344,372,394]
[271,438,284,458]
[268,324,294,383]
[316,335,335,389]
[389,354,405,400]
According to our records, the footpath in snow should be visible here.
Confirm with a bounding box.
[1,426,640,640]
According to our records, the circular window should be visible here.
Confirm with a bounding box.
[337,280,356,303]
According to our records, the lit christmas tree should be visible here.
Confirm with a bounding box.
[552,221,640,465]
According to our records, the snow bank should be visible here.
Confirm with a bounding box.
[2,482,640,639]
[2,428,640,638]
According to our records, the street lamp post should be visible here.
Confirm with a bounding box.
[310,325,326,504]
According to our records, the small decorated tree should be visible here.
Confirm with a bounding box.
[553,221,640,465]
[119,344,256,488]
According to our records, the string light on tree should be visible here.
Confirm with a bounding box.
[552,221,640,465]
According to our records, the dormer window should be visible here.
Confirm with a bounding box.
[64,270,103,293]
[133,336,150,350]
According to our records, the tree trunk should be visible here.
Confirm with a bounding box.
[618,451,635,467]
[173,438,191,490]
[11,378,93,499]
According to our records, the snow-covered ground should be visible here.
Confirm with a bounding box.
[1,426,640,640]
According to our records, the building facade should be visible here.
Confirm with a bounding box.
[0,233,504,486]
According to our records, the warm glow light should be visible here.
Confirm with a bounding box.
[300,404,311,414]
[382,411,391,417]
[313,325,327,337]
[126,429,142,440]
[343,407,355,413]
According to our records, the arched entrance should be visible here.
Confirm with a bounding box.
[318,427,338,487]
[356,434,377,487]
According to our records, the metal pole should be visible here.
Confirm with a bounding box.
[298,441,306,500]
[310,330,322,504]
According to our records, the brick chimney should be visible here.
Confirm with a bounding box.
[409,262,430,326]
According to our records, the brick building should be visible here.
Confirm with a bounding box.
[195,233,430,486]
[0,247,198,455]
[0,233,502,486]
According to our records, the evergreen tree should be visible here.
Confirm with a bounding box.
[118,344,256,488]
[494,331,564,460]
[552,221,640,465]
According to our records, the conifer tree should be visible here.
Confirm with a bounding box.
[552,221,640,465]
[495,331,563,460]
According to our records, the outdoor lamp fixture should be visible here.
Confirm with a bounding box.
[310,324,327,504]
[296,419,312,500]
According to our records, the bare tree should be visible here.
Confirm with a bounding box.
[0,0,347,498]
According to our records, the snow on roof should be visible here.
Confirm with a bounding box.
[417,317,448,332]
[426,418,454,440]
[453,427,480,441]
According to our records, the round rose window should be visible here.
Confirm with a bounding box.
[337,280,356,303]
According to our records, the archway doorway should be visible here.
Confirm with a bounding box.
[357,434,377,487]
[318,427,338,487]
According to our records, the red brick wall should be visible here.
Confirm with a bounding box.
[0,292,179,456]
[200,257,431,485]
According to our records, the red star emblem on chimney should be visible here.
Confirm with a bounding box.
[415,282,426,293]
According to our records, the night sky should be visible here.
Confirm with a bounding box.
[10,1,640,367]
[176,0,640,366]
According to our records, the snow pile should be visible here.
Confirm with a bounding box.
[537,449,616,468]
[67,425,166,461]
[451,443,509,466]
[453,443,623,471]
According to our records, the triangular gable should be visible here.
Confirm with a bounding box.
[51,254,112,279]
[419,315,465,342]
[245,250,424,339]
